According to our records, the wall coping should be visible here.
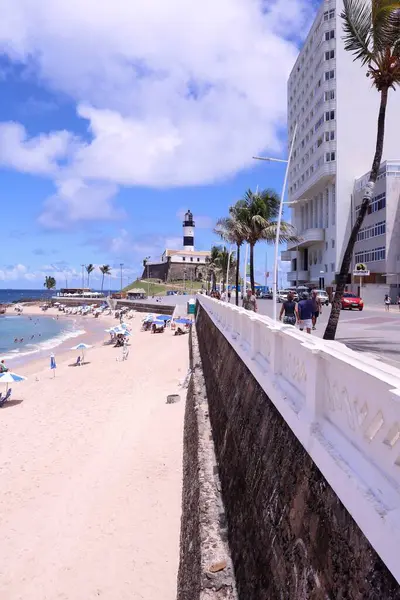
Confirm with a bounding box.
[197,296,400,584]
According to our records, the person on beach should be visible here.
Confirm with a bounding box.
[385,294,391,311]
[0,360,8,373]
[279,292,296,325]
[243,288,258,312]
[296,291,314,334]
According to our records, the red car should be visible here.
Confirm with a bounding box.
[341,292,364,311]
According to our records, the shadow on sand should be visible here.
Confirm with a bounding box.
[1,399,24,409]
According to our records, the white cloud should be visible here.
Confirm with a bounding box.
[0,262,80,283]
[38,179,123,229]
[0,0,313,192]
[0,122,75,175]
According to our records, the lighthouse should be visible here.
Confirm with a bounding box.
[183,210,195,251]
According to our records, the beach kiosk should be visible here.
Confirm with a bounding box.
[187,298,196,316]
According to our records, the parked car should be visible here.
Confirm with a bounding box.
[341,293,364,311]
[313,289,330,306]
[277,289,299,302]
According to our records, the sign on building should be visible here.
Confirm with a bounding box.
[353,263,370,276]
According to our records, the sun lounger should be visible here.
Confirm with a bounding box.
[0,388,11,407]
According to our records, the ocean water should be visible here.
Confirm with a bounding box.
[0,314,85,363]
[0,289,56,304]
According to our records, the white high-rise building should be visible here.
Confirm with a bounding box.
[282,0,400,290]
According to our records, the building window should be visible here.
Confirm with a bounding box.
[324,90,335,101]
[197,258,200,262]
[325,264,328,273]
[331,263,335,271]
[325,69,335,81]
[190,257,193,262]
[356,192,386,214]
[332,239,335,248]
[356,220,386,241]
[182,257,186,261]
[326,152,335,162]
[329,9,335,18]
[325,30,335,40]
[324,10,329,21]
[355,247,386,263]
[325,50,335,60]
[325,110,335,121]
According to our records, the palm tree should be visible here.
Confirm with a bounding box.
[43,276,56,290]
[207,245,223,291]
[216,246,236,291]
[86,263,95,288]
[215,203,245,305]
[238,189,298,292]
[99,265,111,292]
[324,0,400,340]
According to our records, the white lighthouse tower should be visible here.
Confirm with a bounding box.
[183,210,195,252]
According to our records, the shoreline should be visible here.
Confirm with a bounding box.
[1,305,116,374]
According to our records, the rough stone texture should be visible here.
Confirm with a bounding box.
[142,261,207,282]
[195,303,400,600]
[177,328,238,600]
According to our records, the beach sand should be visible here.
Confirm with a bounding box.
[0,307,188,599]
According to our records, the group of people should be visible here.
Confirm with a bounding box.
[384,294,400,311]
[241,288,321,335]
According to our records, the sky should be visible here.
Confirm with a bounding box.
[0,0,317,289]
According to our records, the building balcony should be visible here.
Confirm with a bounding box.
[288,228,325,250]
[281,250,294,261]
[287,270,309,282]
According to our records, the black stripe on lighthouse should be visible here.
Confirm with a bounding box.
[183,236,194,246]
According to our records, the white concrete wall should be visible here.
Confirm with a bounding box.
[198,294,400,585]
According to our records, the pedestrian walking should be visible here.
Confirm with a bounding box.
[221,290,227,302]
[242,288,258,312]
[279,292,297,325]
[227,290,231,303]
[385,294,391,311]
[311,290,322,330]
[296,291,314,334]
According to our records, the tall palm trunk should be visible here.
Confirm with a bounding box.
[249,243,255,292]
[324,86,389,340]
[235,244,240,306]
[101,274,104,292]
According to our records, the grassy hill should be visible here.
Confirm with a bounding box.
[123,279,204,296]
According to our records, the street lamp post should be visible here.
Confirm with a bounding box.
[253,123,298,321]
[120,263,124,293]
[144,256,150,297]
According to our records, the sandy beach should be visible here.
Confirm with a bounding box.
[0,306,188,599]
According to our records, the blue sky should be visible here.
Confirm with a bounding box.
[0,0,315,289]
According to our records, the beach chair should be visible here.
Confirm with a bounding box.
[0,388,11,407]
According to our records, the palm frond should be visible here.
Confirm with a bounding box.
[372,0,400,53]
[342,0,373,65]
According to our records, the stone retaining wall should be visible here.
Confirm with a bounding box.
[177,327,237,600]
[195,302,400,600]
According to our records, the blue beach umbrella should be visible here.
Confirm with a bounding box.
[71,343,92,362]
[50,353,56,377]
[0,371,27,393]
[156,315,171,321]
[174,318,192,325]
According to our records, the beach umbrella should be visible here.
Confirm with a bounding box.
[123,330,131,336]
[0,371,27,392]
[50,353,56,377]
[156,315,171,321]
[174,318,193,325]
[71,342,92,363]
